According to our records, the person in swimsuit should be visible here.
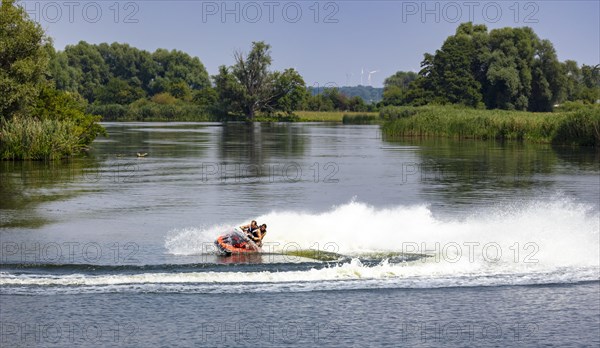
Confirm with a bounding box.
[250,224,267,247]
[240,220,258,235]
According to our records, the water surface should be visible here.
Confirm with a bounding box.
[1,122,598,346]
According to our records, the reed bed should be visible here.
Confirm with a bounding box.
[381,105,600,146]
[0,117,83,160]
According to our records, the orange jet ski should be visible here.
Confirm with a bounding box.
[215,229,260,255]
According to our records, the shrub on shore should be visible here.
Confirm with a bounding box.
[1,117,81,160]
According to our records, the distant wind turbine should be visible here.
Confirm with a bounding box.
[360,68,364,86]
[367,70,379,86]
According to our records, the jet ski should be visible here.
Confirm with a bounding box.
[215,229,260,255]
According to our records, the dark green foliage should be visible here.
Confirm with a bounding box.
[192,87,218,107]
[33,85,105,146]
[50,41,211,104]
[302,94,335,111]
[62,41,110,101]
[267,69,308,115]
[0,0,105,160]
[94,78,146,105]
[0,0,51,118]
[388,22,597,112]
[562,61,600,104]
[87,99,212,122]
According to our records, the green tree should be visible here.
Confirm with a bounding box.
[231,41,274,118]
[47,48,81,93]
[94,77,146,105]
[63,41,110,101]
[382,71,417,106]
[0,0,51,118]
[483,27,536,110]
[214,41,306,119]
[213,65,243,116]
[347,96,367,111]
[302,94,334,111]
[192,87,218,108]
[323,88,349,111]
[401,23,574,112]
[152,48,210,91]
[581,64,600,88]
[33,85,105,145]
[432,33,483,107]
[267,68,307,115]
[96,42,158,91]
[384,71,417,90]
[562,60,582,102]
[167,80,191,100]
[403,53,437,106]
[578,64,600,103]
[529,39,565,111]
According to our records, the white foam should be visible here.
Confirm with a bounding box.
[3,198,598,294]
[166,198,599,269]
[1,260,597,295]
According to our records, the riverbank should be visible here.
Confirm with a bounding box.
[381,105,600,146]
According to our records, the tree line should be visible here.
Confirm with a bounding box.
[47,40,379,119]
[48,22,598,120]
[382,23,599,111]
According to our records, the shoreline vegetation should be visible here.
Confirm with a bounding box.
[92,105,598,148]
[380,104,600,147]
[2,1,599,161]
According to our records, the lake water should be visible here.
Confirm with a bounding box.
[1,122,599,346]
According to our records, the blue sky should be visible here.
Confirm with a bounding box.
[22,0,600,87]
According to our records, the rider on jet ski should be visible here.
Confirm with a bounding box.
[240,220,267,247]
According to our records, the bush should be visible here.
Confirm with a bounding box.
[151,92,177,105]
[0,117,81,160]
[555,101,600,112]
[87,104,127,120]
[86,97,215,121]
[553,108,600,146]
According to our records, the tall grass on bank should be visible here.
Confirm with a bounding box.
[296,111,379,122]
[381,105,600,146]
[0,117,84,160]
[342,113,380,124]
[88,102,214,122]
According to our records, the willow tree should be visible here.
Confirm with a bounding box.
[214,41,306,119]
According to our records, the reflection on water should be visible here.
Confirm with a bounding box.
[381,136,599,208]
[0,159,100,228]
